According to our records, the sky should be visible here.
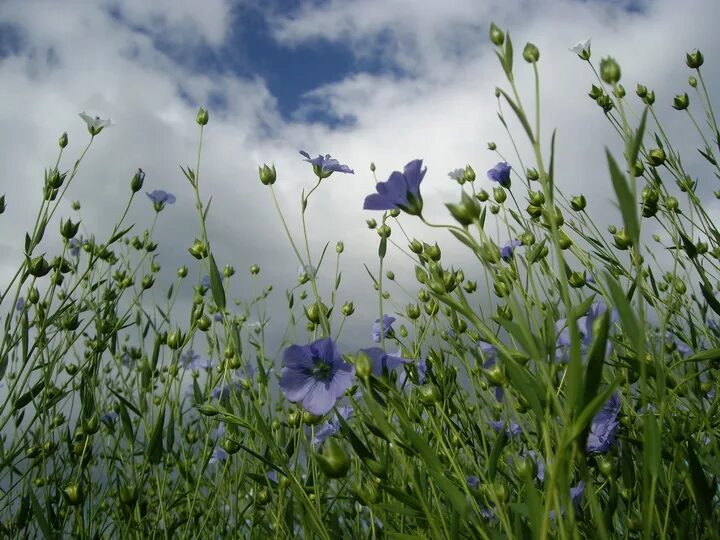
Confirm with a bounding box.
[0,0,719,356]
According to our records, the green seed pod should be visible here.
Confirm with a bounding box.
[59,132,68,149]
[487,142,497,151]
[316,439,351,478]
[489,23,504,46]
[689,76,697,88]
[258,163,277,185]
[526,204,542,219]
[686,49,704,69]
[409,239,423,254]
[341,301,355,316]
[196,107,209,126]
[197,315,211,332]
[63,483,84,506]
[406,303,421,320]
[418,384,440,405]
[571,195,586,211]
[523,42,540,63]
[672,93,690,111]
[220,437,241,455]
[613,84,626,99]
[600,57,621,84]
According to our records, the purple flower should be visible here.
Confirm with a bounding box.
[487,162,512,188]
[100,411,119,425]
[501,239,522,261]
[466,475,480,488]
[570,481,585,506]
[524,450,545,482]
[201,275,211,289]
[448,168,465,181]
[209,447,228,465]
[313,405,354,447]
[69,237,84,257]
[299,150,354,178]
[398,357,427,388]
[489,420,522,438]
[211,381,243,400]
[478,341,498,368]
[15,297,25,312]
[361,347,409,376]
[279,337,355,416]
[214,312,223,322]
[586,392,621,453]
[146,190,176,211]
[372,315,396,343]
[363,159,426,216]
[555,301,618,362]
[181,349,214,371]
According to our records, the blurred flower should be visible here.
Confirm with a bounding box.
[524,450,545,482]
[487,162,512,188]
[299,151,354,178]
[211,381,243,400]
[79,112,112,135]
[555,301,618,362]
[181,349,214,371]
[360,347,409,376]
[69,237,85,257]
[15,297,24,312]
[209,447,228,465]
[313,405,354,447]
[201,275,211,289]
[570,38,591,60]
[448,168,465,182]
[478,341,498,368]
[279,338,355,415]
[297,264,317,278]
[372,315,396,342]
[501,239,522,261]
[586,392,621,453]
[570,481,585,506]
[363,159,426,216]
[666,332,692,356]
[466,475,480,488]
[146,190,176,211]
[489,420,522,438]
[100,411,118,425]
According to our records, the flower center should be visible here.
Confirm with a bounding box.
[310,357,333,382]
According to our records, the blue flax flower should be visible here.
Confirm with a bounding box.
[313,405,354,447]
[69,237,85,257]
[489,420,522,438]
[279,337,355,416]
[448,168,465,181]
[300,150,354,178]
[555,301,618,362]
[372,315,396,342]
[360,347,409,376]
[146,190,176,211]
[15,297,25,312]
[487,162,512,188]
[466,475,480,488]
[364,159,426,216]
[211,381,243,400]
[501,239,522,261]
[209,447,228,465]
[587,393,621,453]
[181,349,214,371]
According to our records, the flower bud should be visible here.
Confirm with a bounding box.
[59,132,68,149]
[672,93,689,111]
[613,84,626,98]
[636,84,647,98]
[523,43,540,63]
[689,76,697,88]
[570,195,586,211]
[28,256,51,277]
[464,164,476,182]
[568,271,586,288]
[529,190,544,206]
[188,238,208,259]
[316,438,351,478]
[476,189,489,202]
[167,328,184,350]
[666,196,679,211]
[60,218,80,239]
[177,265,188,278]
[197,314,211,332]
[377,224,391,238]
[526,168,539,181]
[249,264,260,275]
[489,23,504,46]
[418,384,440,405]
[258,163,277,185]
[389,209,400,217]
[493,186,507,204]
[526,204,542,219]
[336,241,344,253]
[600,57,621,84]
[488,142,497,151]
[613,229,633,250]
[588,85,603,100]
[131,168,145,193]
[196,107,209,126]
[408,239,423,254]
[424,299,439,316]
[631,160,645,177]
[686,50,704,69]
[366,218,377,229]
[425,242,441,262]
[63,483,84,506]
[220,437,241,455]
[644,90,656,105]
[648,148,666,167]
[341,301,355,317]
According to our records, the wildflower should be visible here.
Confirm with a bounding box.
[279,337,355,416]
[360,347,408,376]
[466,475,480,488]
[489,420,522,438]
[555,301,618,362]
[478,341,499,368]
[363,159,426,216]
[666,332,692,356]
[586,392,621,453]
[487,162,512,188]
[211,381,243,400]
[501,239,522,261]
[448,168,465,182]
[299,150,354,179]
[100,411,118,425]
[15,297,25,312]
[313,406,354,447]
[69,237,85,257]
[146,190,176,212]
[570,481,585,505]
[398,357,427,388]
[297,264,317,279]
[209,447,228,465]
[524,450,545,482]
[79,112,112,136]
[201,275,211,289]
[372,315,396,342]
[570,38,591,60]
[181,349,214,371]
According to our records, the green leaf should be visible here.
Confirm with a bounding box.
[606,149,639,244]
[29,490,53,538]
[627,108,648,167]
[700,281,720,317]
[208,254,226,309]
[108,224,134,245]
[687,439,714,522]
[548,129,557,197]
[642,412,661,478]
[497,89,534,144]
[582,310,610,411]
[604,271,639,347]
[488,429,507,481]
[379,236,387,259]
[146,407,165,465]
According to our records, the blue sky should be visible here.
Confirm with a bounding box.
[0,0,718,350]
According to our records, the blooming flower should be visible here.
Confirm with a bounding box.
[466,475,480,488]
[201,275,211,289]
[146,190,176,212]
[555,301,618,362]
[570,481,585,506]
[69,237,85,257]
[313,405,354,447]
[489,420,522,438]
[209,447,228,465]
[15,297,25,312]
[363,159,426,216]
[279,337,355,415]
[372,315,396,342]
[570,38,592,60]
[586,392,621,453]
[79,112,112,135]
[211,381,243,400]
[398,357,427,388]
[181,349,214,371]
[487,162,512,188]
[501,239,522,261]
[360,347,409,376]
[478,341,498,368]
[448,168,465,181]
[100,411,119,425]
[299,150,354,178]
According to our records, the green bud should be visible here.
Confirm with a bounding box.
[570,195,586,211]
[63,483,84,506]
[418,289,430,302]
[197,315,211,332]
[600,57,621,84]
[526,168,539,181]
[613,229,633,250]
[644,90,655,105]
[223,264,235,278]
[489,23,504,46]
[366,218,377,229]
[424,299,439,316]
[250,264,260,275]
[568,271,586,288]
[177,265,188,278]
[59,132,68,149]
[336,241,344,253]
[672,93,689,111]
[476,189,489,202]
[588,84,603,100]
[523,42,540,63]
[464,164,476,182]
[613,84,626,98]
[425,242,441,262]
[130,168,145,192]
[631,160,645,177]
[418,384,440,405]
[409,239,423,254]
[464,280,477,293]
[406,303,421,320]
[28,256,51,277]
[487,142,497,151]
[526,204,542,219]
[520,231,535,245]
[686,49,704,69]
[258,163,277,185]
[493,186,507,204]
[341,301,355,317]
[220,437,241,455]
[188,238,208,259]
[529,190,544,206]
[196,107,209,126]
[648,148,666,167]
[60,218,80,239]
[666,196,679,211]
[689,76,697,88]
[377,224,391,238]
[316,438,351,478]
[636,84,647,98]
[141,274,154,290]
[167,328,184,350]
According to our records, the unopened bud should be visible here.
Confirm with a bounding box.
[523,43,540,63]
[196,107,209,126]
[600,57,621,84]
[59,132,68,149]
[258,163,277,185]
[489,23,504,46]
[686,50,704,69]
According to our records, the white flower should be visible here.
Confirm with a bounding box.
[79,112,112,135]
[570,38,591,60]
